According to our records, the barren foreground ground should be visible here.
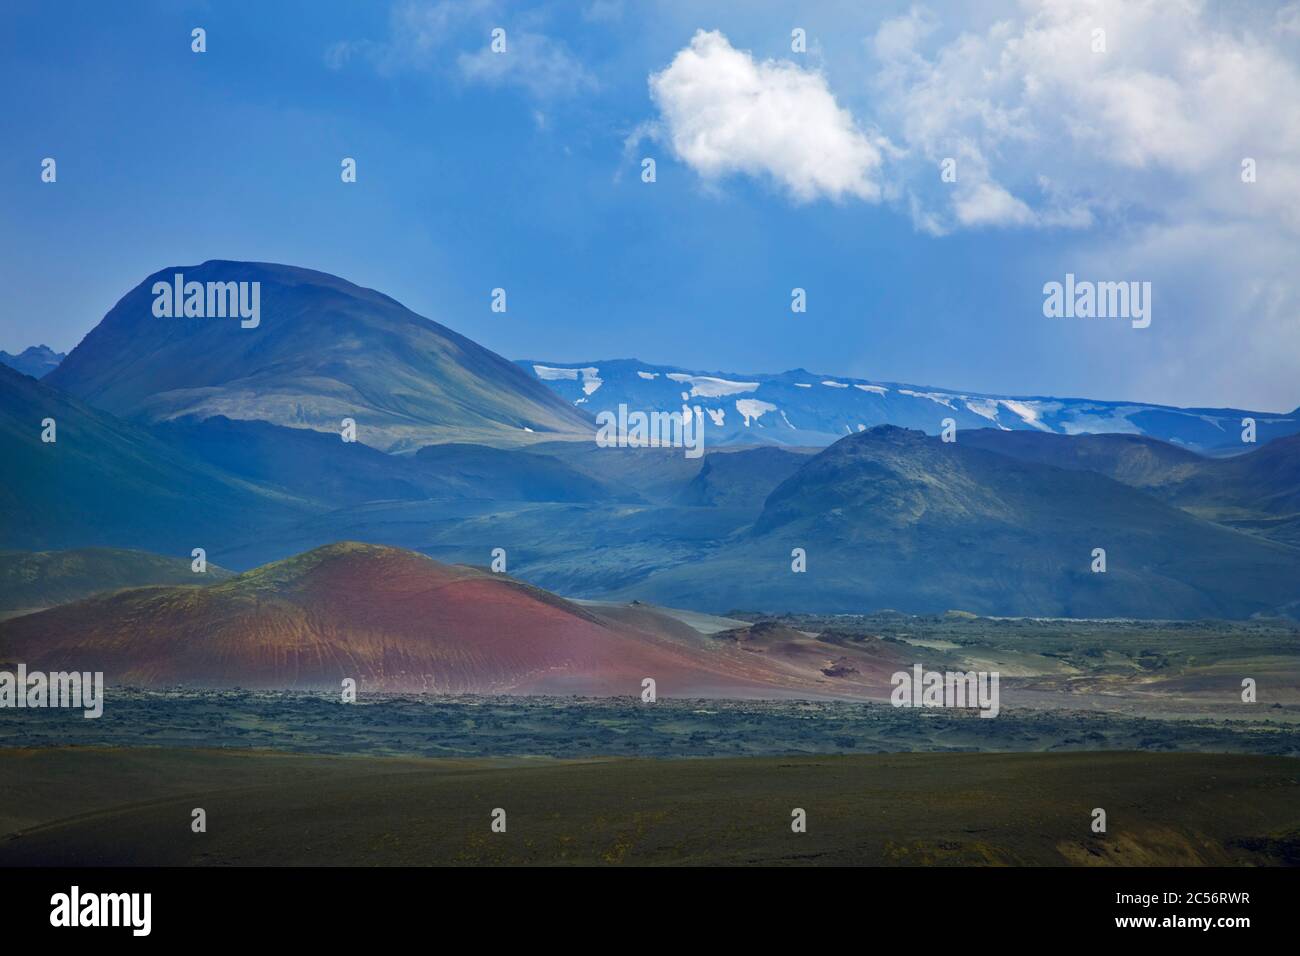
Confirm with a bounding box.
[2,748,1296,866]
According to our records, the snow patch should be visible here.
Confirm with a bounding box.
[899,389,956,409]
[705,407,725,427]
[1056,405,1142,435]
[666,373,758,398]
[999,399,1054,432]
[854,383,888,394]
[636,370,659,380]
[735,398,777,426]
[533,364,602,395]
[533,364,579,381]
[822,380,848,388]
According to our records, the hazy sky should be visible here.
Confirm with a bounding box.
[2,0,1298,410]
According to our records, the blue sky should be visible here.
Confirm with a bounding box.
[2,0,1298,410]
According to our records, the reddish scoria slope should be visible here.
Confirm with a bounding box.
[0,542,878,697]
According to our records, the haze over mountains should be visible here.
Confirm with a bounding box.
[520,358,1300,452]
[3,260,1300,624]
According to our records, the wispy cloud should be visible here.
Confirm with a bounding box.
[328,0,596,101]
[457,29,596,99]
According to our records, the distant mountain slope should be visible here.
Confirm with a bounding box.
[155,418,633,511]
[153,416,451,507]
[527,440,707,504]
[961,429,1300,547]
[0,362,306,553]
[0,548,233,618]
[520,358,1299,452]
[677,446,810,510]
[0,542,907,698]
[46,261,593,451]
[412,443,634,503]
[1166,434,1300,525]
[616,426,1300,619]
[958,429,1207,489]
[0,345,64,379]
[1,359,628,563]
[213,428,1300,620]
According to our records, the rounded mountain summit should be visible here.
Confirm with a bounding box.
[45,261,594,450]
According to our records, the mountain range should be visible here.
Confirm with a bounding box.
[3,259,1299,624]
[0,345,64,379]
[610,426,1300,618]
[190,424,1300,619]
[519,357,1300,453]
[19,260,1299,456]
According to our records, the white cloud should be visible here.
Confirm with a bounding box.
[870,0,1300,237]
[847,0,1300,408]
[953,182,1036,228]
[645,30,887,203]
